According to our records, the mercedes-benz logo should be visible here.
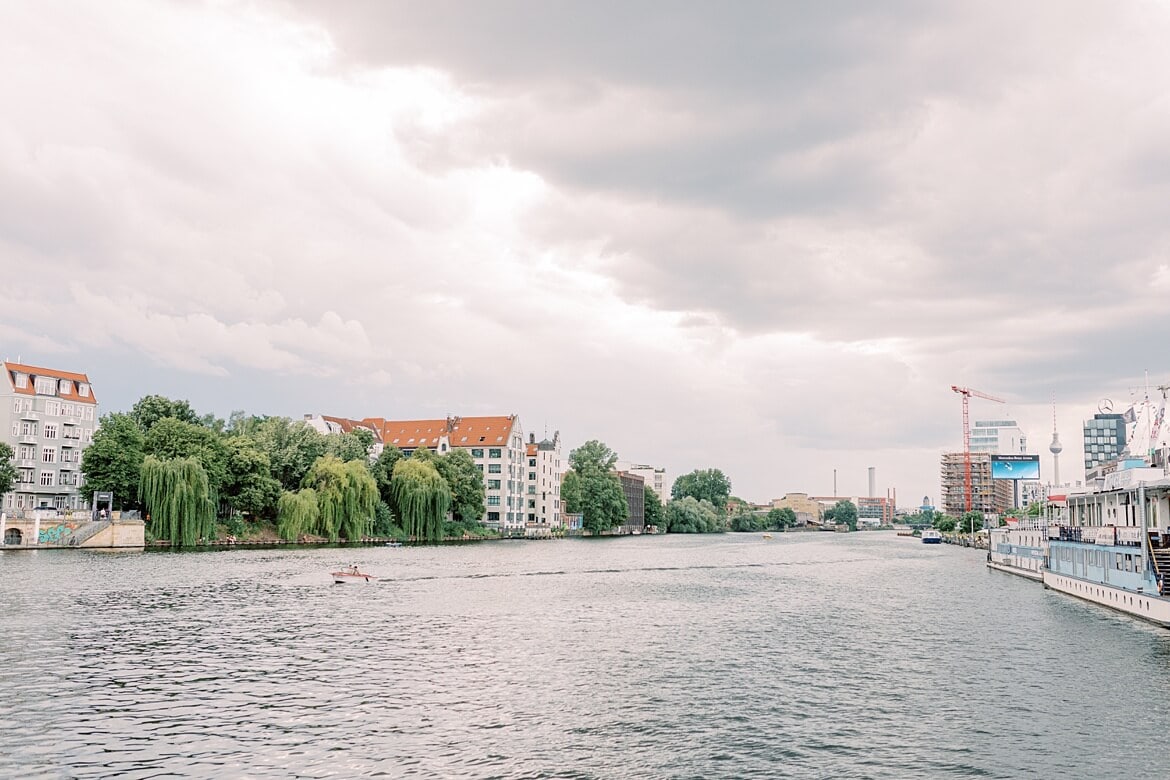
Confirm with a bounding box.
[1099,398,1114,414]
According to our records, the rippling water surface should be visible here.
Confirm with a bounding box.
[4,533,1170,778]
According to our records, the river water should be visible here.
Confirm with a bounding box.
[3,532,1170,779]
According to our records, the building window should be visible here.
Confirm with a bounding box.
[489,448,502,459]
[58,379,73,395]
[19,470,34,484]
[34,377,56,395]
[44,424,57,440]
[528,499,535,508]
[487,512,499,524]
[79,383,90,397]
[14,373,28,389]
[44,400,61,416]
[42,448,56,463]
[18,445,34,460]
[20,422,37,437]
[529,458,536,467]
[528,472,536,481]
[40,471,54,486]
[471,448,484,458]
[488,464,501,474]
[488,479,501,489]
[487,496,500,506]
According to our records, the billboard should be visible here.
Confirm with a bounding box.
[991,454,1040,481]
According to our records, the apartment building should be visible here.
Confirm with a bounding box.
[616,461,668,504]
[1,361,97,514]
[524,431,564,535]
[305,413,528,534]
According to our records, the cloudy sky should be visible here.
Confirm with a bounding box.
[3,0,1170,506]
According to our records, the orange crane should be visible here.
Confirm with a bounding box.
[951,385,1006,512]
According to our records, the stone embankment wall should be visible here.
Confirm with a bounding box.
[0,516,145,550]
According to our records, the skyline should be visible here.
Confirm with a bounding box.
[4,1,1170,505]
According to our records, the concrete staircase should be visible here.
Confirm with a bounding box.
[61,520,111,547]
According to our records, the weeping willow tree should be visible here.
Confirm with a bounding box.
[139,455,216,546]
[281,457,377,542]
[277,487,320,541]
[391,458,451,543]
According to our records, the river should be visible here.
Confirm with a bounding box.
[2,532,1169,779]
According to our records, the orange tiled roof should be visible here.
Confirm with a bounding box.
[5,361,97,404]
[382,415,518,448]
[526,442,538,456]
[314,414,519,448]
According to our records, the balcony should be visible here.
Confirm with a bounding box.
[20,434,38,445]
[60,439,78,448]
[19,410,39,421]
[19,459,35,469]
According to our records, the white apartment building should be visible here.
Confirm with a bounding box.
[525,431,564,534]
[1,361,97,514]
[616,461,668,504]
[307,413,528,534]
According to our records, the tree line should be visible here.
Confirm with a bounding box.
[79,395,484,546]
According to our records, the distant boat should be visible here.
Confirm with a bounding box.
[762,533,773,539]
[921,529,943,545]
[332,565,377,583]
[385,540,402,548]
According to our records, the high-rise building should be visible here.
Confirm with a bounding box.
[615,461,668,504]
[1,361,98,514]
[970,419,1027,454]
[1083,413,1126,472]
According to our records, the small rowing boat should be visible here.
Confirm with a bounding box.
[332,564,377,583]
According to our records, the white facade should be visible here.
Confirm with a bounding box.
[525,432,564,533]
[0,362,98,515]
[970,419,1027,454]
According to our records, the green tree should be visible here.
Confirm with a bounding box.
[327,429,375,462]
[580,471,628,534]
[300,456,377,541]
[434,448,486,524]
[643,488,664,530]
[767,507,797,530]
[369,444,403,511]
[934,515,957,533]
[826,499,858,531]
[730,511,762,532]
[0,441,16,496]
[129,394,200,433]
[568,440,626,533]
[139,456,216,546]
[144,417,230,493]
[562,470,582,514]
[569,440,619,473]
[222,438,282,518]
[80,413,146,510]
[959,511,984,534]
[250,417,328,492]
[277,488,320,541]
[671,468,732,511]
[391,458,451,543]
[664,497,724,533]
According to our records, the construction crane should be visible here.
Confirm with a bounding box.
[951,385,1006,513]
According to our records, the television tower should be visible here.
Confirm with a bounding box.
[1049,397,1063,487]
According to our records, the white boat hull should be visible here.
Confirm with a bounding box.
[1042,570,1170,627]
[332,572,377,584]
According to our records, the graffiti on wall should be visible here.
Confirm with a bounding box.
[38,525,73,544]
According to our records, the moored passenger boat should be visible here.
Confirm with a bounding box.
[1042,475,1170,627]
[987,517,1046,581]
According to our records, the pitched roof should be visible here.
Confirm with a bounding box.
[4,361,97,404]
[310,413,520,449]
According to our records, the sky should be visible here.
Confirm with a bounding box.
[3,0,1170,507]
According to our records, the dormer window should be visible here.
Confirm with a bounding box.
[14,373,28,389]
[59,379,73,395]
[34,377,56,395]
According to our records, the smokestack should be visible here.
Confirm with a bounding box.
[868,467,875,498]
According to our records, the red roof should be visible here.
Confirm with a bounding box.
[318,414,520,449]
[5,361,97,404]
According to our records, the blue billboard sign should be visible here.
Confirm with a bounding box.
[991,455,1040,480]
